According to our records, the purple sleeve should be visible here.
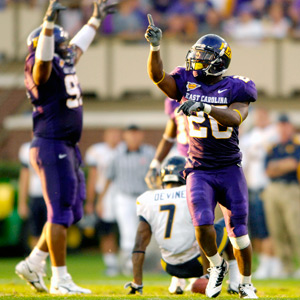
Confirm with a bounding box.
[164,97,178,119]
[231,78,257,104]
[170,66,187,101]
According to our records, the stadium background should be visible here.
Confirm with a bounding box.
[1,0,300,257]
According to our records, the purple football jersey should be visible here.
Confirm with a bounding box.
[164,97,189,157]
[171,67,257,169]
[25,53,83,144]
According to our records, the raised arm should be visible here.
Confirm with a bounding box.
[145,118,177,189]
[145,14,179,99]
[71,0,119,64]
[32,0,66,85]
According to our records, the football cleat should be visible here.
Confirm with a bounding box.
[50,273,91,294]
[205,258,229,298]
[168,276,186,294]
[15,259,48,292]
[239,283,258,298]
[227,282,239,294]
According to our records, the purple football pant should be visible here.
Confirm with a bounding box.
[30,137,85,227]
[186,164,248,237]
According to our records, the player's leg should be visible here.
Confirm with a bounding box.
[220,164,257,298]
[49,165,91,295]
[262,183,293,275]
[213,218,240,294]
[186,169,228,298]
[276,183,300,276]
[15,146,50,292]
[115,193,138,275]
[15,222,49,292]
[99,185,119,276]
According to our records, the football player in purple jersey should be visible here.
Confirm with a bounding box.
[15,0,117,295]
[145,97,189,190]
[145,14,258,299]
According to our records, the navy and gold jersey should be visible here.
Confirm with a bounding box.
[265,137,300,183]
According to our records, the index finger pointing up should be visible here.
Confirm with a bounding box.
[147,14,155,26]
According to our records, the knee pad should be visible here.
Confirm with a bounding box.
[229,234,250,250]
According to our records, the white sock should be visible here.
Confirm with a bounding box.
[207,253,222,267]
[241,275,251,284]
[103,253,118,269]
[228,260,240,283]
[52,266,68,280]
[28,247,49,265]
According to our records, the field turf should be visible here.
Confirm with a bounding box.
[0,252,299,299]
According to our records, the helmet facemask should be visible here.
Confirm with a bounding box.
[185,34,231,77]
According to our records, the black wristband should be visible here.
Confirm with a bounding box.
[132,250,145,254]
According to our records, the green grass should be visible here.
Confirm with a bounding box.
[0,252,299,299]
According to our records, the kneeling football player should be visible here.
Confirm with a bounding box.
[125,156,240,295]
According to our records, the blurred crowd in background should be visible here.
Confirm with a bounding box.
[2,0,300,43]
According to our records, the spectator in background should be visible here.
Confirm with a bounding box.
[263,3,290,39]
[164,0,198,41]
[198,8,223,36]
[240,108,283,279]
[58,0,83,37]
[98,125,155,275]
[262,114,300,278]
[18,141,46,250]
[286,1,300,40]
[110,0,146,42]
[85,128,123,277]
[224,3,264,46]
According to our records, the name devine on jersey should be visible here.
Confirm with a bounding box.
[154,189,186,201]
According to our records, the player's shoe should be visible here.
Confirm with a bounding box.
[239,283,258,299]
[227,279,239,294]
[168,276,186,294]
[15,259,48,292]
[50,273,91,295]
[205,258,229,298]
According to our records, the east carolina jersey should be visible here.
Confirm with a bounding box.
[171,67,257,169]
[164,98,189,157]
[136,185,200,265]
[25,53,83,144]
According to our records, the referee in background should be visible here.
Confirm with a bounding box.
[96,124,155,275]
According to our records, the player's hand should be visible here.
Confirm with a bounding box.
[145,167,161,190]
[92,0,119,21]
[44,0,66,22]
[145,14,162,47]
[124,282,143,295]
[177,100,204,116]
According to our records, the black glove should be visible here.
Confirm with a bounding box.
[145,14,162,47]
[124,282,143,295]
[44,0,66,22]
[92,0,119,21]
[177,100,204,116]
[145,167,161,190]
